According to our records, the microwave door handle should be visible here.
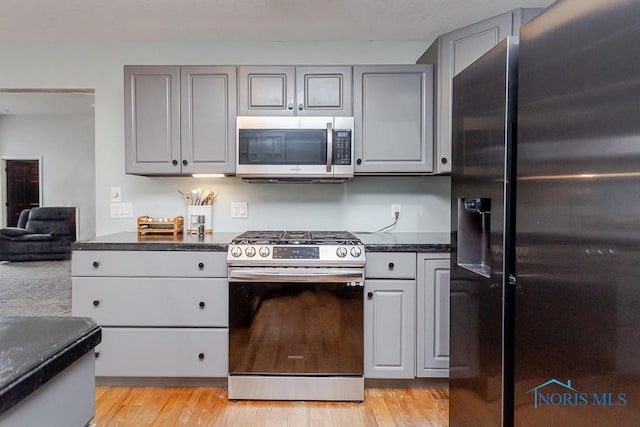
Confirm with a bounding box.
[326,122,333,173]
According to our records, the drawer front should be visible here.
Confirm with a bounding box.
[72,251,227,277]
[365,252,416,279]
[72,277,228,327]
[95,327,228,377]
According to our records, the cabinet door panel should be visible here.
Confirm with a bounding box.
[181,66,236,174]
[417,255,450,377]
[354,65,433,173]
[238,66,295,115]
[296,66,352,116]
[125,66,180,174]
[364,279,416,378]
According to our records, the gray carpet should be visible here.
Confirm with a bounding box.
[0,260,71,317]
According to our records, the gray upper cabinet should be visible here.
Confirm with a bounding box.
[238,66,295,116]
[180,66,236,174]
[125,66,180,175]
[417,8,543,173]
[125,65,236,175]
[353,65,434,174]
[295,66,352,116]
[238,66,352,116]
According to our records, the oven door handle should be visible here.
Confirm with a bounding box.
[228,268,364,283]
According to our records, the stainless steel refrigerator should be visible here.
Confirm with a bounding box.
[450,0,640,425]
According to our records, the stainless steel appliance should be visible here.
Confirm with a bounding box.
[450,0,640,425]
[227,230,365,401]
[236,116,354,182]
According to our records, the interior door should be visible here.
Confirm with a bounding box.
[5,159,40,226]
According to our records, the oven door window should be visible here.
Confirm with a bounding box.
[229,282,363,376]
[238,129,327,165]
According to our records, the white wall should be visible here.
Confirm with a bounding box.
[0,114,96,240]
[0,41,451,236]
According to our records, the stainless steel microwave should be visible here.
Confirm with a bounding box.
[236,116,354,182]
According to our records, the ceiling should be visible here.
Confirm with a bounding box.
[0,0,553,43]
[0,0,554,115]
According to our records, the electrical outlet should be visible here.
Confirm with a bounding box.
[391,204,401,219]
[110,202,132,218]
[231,202,248,219]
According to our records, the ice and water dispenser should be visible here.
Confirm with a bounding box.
[457,197,491,278]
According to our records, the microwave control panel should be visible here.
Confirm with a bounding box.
[333,130,352,165]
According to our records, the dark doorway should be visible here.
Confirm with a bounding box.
[6,159,40,226]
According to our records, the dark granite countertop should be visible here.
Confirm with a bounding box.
[0,317,101,415]
[355,232,451,252]
[72,231,450,253]
[72,231,237,252]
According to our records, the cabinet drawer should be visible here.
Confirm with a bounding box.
[365,253,416,279]
[72,277,227,327]
[95,327,228,377]
[72,251,227,277]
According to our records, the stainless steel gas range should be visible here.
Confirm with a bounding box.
[227,231,365,401]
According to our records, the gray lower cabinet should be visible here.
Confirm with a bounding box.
[125,65,236,175]
[238,66,352,116]
[416,253,450,378]
[0,353,95,427]
[417,8,543,174]
[71,250,228,378]
[353,65,434,174]
[364,252,416,379]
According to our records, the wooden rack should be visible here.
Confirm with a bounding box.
[137,216,184,236]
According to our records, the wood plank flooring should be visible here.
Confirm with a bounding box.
[94,385,449,426]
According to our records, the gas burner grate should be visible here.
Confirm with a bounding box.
[232,230,361,245]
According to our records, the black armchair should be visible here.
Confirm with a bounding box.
[0,207,76,261]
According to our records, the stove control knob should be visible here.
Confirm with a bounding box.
[259,246,270,257]
[336,246,347,258]
[245,246,256,257]
[350,246,362,258]
[230,246,242,257]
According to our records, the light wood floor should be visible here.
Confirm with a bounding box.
[94,385,449,426]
